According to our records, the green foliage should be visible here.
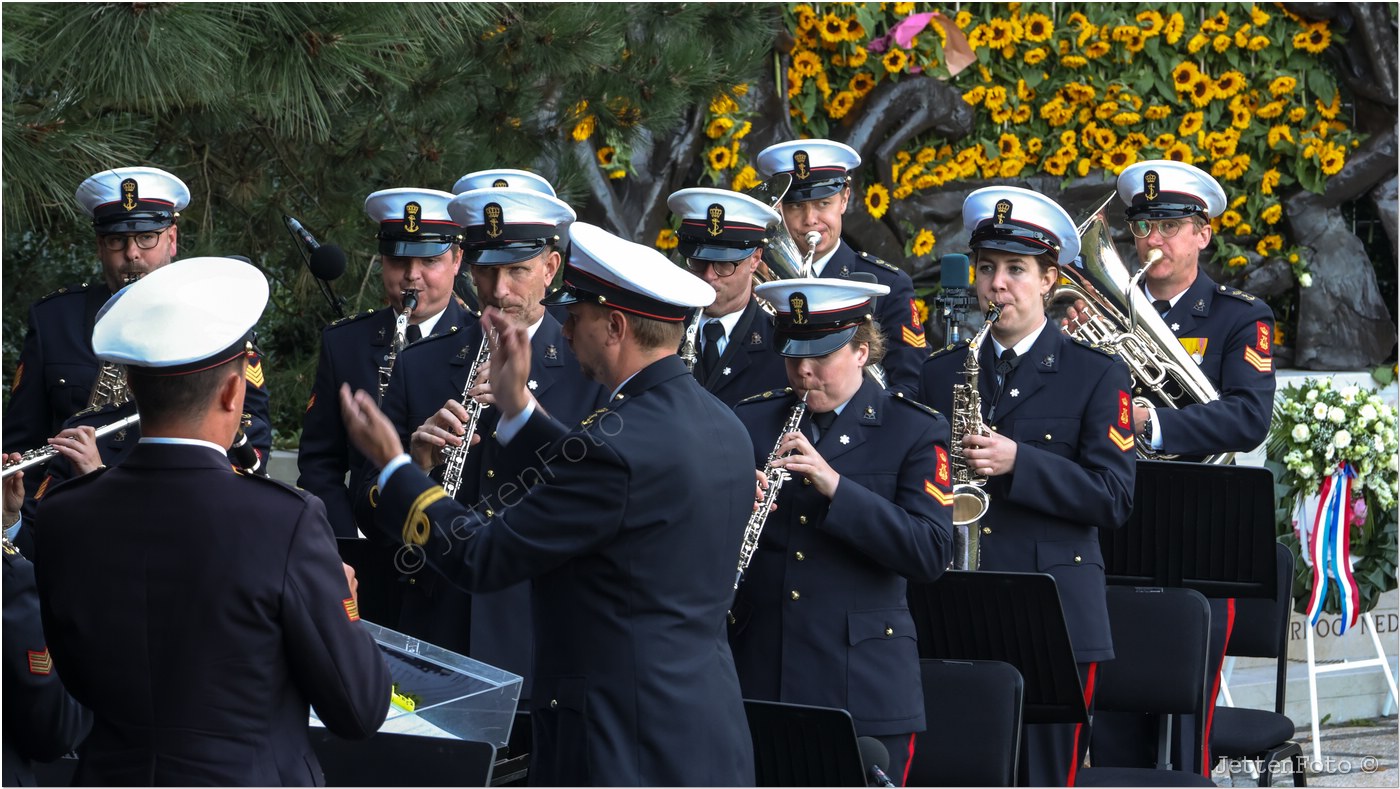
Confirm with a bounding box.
[2,2,775,448]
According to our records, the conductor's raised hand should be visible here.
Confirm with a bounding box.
[480,308,534,419]
[339,384,407,467]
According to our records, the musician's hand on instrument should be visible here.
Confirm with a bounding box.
[3,453,23,527]
[468,359,495,405]
[481,309,533,419]
[963,429,1018,477]
[772,431,840,498]
[1061,298,1092,332]
[1133,405,1152,437]
[339,384,407,467]
[49,426,103,475]
[409,401,478,469]
[752,469,778,513]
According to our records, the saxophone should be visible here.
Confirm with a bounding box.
[377,289,419,402]
[79,272,142,414]
[679,309,702,371]
[439,333,492,500]
[1,413,141,480]
[734,392,808,593]
[948,304,1001,570]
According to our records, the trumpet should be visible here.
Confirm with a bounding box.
[1050,195,1232,464]
[2,414,141,480]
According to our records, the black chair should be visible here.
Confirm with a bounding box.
[907,659,1022,787]
[1079,587,1215,787]
[310,728,496,786]
[1210,543,1308,786]
[743,700,867,787]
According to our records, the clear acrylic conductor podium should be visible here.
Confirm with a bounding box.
[311,620,523,748]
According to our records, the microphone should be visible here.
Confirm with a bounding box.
[283,214,347,320]
[857,736,897,788]
[936,253,979,345]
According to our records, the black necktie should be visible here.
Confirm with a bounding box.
[406,324,423,344]
[700,320,724,379]
[1153,299,1171,316]
[811,410,837,442]
[990,349,1019,421]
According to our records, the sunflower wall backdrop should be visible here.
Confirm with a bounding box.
[651,2,1380,355]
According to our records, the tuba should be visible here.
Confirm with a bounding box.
[1049,195,1233,464]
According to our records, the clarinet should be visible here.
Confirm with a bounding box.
[439,333,492,500]
[734,392,809,592]
[377,289,419,402]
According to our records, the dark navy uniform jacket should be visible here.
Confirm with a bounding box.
[380,314,602,696]
[730,379,954,738]
[919,327,1135,663]
[33,443,390,786]
[372,356,756,786]
[695,298,791,408]
[4,281,273,470]
[3,539,91,787]
[822,242,928,397]
[298,301,476,537]
[1152,270,1276,460]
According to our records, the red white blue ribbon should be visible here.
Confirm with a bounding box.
[1302,463,1361,633]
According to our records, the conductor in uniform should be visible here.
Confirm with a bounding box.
[383,185,602,693]
[341,223,756,786]
[755,139,928,396]
[33,258,390,786]
[918,187,1136,786]
[4,166,272,485]
[298,187,475,537]
[666,187,790,407]
[729,277,954,784]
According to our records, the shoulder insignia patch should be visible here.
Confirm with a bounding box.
[1221,287,1257,303]
[580,407,610,428]
[928,339,971,360]
[329,309,378,328]
[27,648,52,675]
[890,391,942,420]
[856,250,901,273]
[343,597,360,622]
[738,387,794,406]
[38,282,92,303]
[245,359,265,389]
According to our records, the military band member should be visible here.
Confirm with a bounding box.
[341,223,756,786]
[666,187,790,407]
[33,258,390,786]
[756,139,928,397]
[1099,161,1278,776]
[451,167,558,196]
[918,187,1136,787]
[729,278,954,784]
[4,167,272,482]
[383,186,601,695]
[298,188,475,537]
[3,459,91,787]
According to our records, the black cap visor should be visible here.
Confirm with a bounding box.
[379,237,456,258]
[775,325,859,358]
[970,223,1059,260]
[677,238,757,263]
[1124,200,1208,220]
[783,177,848,203]
[94,212,175,234]
[463,239,548,265]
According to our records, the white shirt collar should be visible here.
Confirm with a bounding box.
[810,245,840,277]
[413,306,448,338]
[991,318,1047,358]
[138,436,229,455]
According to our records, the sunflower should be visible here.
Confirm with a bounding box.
[1210,158,1233,179]
[1230,106,1251,130]
[1171,61,1199,93]
[792,50,822,78]
[1234,25,1252,49]
[1205,129,1240,158]
[990,107,1013,124]
[882,47,909,74]
[998,133,1023,158]
[985,86,1008,110]
[843,17,865,42]
[1164,141,1194,163]
[1316,91,1342,119]
[911,228,936,257]
[731,166,760,193]
[1319,144,1346,175]
[894,1,915,14]
[1210,34,1231,53]
[1252,6,1271,26]
[733,121,752,140]
[1267,125,1294,148]
[705,117,733,139]
[1293,23,1331,53]
[608,169,626,180]
[1187,33,1210,54]
[1084,40,1111,59]
[1235,223,1253,236]
[999,156,1027,178]
[954,10,972,30]
[707,146,732,170]
[571,115,596,142]
[1136,9,1165,35]
[819,13,845,43]
[1013,105,1032,124]
[1220,209,1243,229]
[596,146,617,167]
[1093,126,1118,150]
[1016,79,1036,102]
[1261,168,1281,194]
[1256,235,1284,256]
[848,46,869,68]
[1153,132,1177,149]
[655,229,678,250]
[849,71,876,97]
[1024,12,1053,41]
[865,183,890,219]
[1187,76,1214,108]
[985,18,1018,49]
[1227,255,1248,269]
[1103,145,1138,173]
[1043,154,1069,176]
[1248,35,1270,51]
[1062,54,1088,69]
[1204,9,1231,32]
[1256,100,1285,120]
[1027,137,1044,155]
[1164,12,1185,44]
[1288,106,1308,123]
[1145,105,1172,121]
[1094,100,1120,121]
[826,90,857,120]
[1024,47,1048,65]
[1261,204,1283,225]
[963,86,987,106]
[1214,70,1246,99]
[786,71,804,99]
[793,4,817,31]
[710,93,738,115]
[1074,158,1092,177]
[1268,76,1297,97]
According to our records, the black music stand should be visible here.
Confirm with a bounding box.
[1101,460,1276,599]
[743,700,867,787]
[310,728,496,787]
[908,571,1087,725]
